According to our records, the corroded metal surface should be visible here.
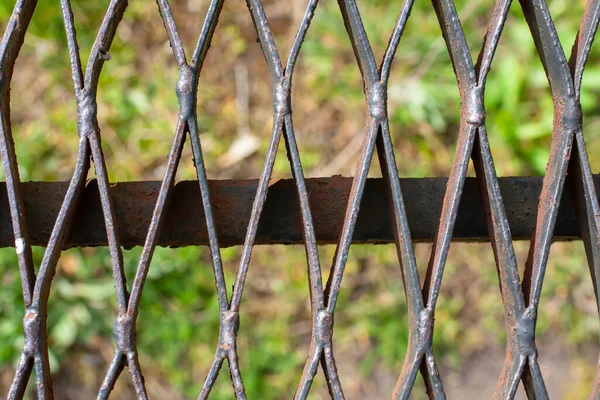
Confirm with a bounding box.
[1,0,600,398]
[0,177,596,248]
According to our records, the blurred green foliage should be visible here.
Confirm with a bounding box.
[1,0,600,398]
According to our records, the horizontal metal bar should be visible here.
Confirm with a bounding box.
[0,176,593,248]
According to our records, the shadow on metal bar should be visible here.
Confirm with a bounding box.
[0,176,595,248]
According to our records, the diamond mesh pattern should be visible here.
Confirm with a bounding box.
[1,0,599,398]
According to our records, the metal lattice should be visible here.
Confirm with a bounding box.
[1,0,600,398]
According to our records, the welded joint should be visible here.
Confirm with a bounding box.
[273,81,291,115]
[559,95,583,133]
[218,310,240,352]
[367,82,386,119]
[416,308,434,351]
[514,307,537,358]
[464,85,485,126]
[114,314,136,355]
[176,64,196,121]
[314,309,333,346]
[76,91,98,138]
[22,307,41,356]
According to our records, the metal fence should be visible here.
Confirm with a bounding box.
[1,0,599,398]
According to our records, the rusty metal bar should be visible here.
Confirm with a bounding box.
[0,176,595,249]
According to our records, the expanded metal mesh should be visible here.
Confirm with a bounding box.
[1,0,600,398]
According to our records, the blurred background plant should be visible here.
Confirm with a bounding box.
[0,0,599,398]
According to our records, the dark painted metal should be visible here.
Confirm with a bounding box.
[1,0,599,397]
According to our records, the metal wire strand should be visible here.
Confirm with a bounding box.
[59,0,133,397]
[0,0,37,318]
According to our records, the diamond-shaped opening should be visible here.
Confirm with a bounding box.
[132,245,237,397]
[581,25,600,173]
[0,245,32,391]
[534,241,600,398]
[94,1,178,182]
[326,244,409,396]
[2,2,78,182]
[48,247,129,397]
[290,0,367,178]
[385,1,465,179]
[483,2,579,177]
[187,0,284,181]
[434,242,506,398]
[232,244,316,397]
[556,1,600,174]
